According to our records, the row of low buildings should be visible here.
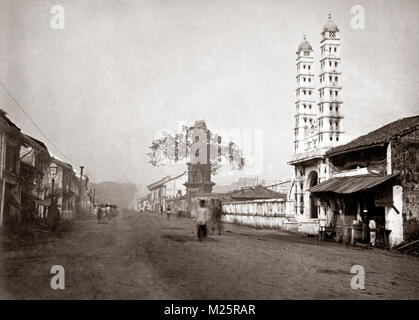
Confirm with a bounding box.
[0,109,92,229]
[140,164,291,221]
[141,172,189,214]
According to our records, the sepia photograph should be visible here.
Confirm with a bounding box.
[0,0,418,312]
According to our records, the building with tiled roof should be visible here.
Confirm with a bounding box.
[326,115,419,156]
[306,115,419,247]
[230,185,287,201]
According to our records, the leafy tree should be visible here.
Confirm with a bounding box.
[148,120,245,174]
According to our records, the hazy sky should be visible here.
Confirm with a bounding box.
[1,0,418,188]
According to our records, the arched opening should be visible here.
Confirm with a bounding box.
[308,171,318,218]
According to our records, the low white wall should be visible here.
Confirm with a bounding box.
[222,199,295,229]
[298,220,320,235]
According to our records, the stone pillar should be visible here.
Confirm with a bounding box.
[385,185,403,247]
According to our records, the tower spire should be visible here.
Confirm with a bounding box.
[317,14,344,149]
[294,36,316,154]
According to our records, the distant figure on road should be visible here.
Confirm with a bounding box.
[166,206,171,220]
[369,217,377,247]
[361,210,369,243]
[209,199,223,235]
[175,205,181,219]
[196,199,210,242]
[209,199,216,235]
[106,204,112,222]
[214,199,223,235]
[97,205,103,224]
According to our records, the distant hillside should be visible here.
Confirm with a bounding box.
[88,181,139,209]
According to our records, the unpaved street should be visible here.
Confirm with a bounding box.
[1,213,418,299]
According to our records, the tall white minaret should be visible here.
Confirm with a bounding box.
[294,35,316,154]
[317,14,344,149]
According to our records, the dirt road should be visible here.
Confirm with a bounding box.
[1,213,418,299]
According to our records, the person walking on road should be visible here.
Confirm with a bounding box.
[175,205,182,219]
[361,210,369,244]
[214,199,223,235]
[196,199,210,242]
[97,205,103,224]
[166,206,171,220]
[106,204,112,222]
[369,217,377,247]
[210,199,216,235]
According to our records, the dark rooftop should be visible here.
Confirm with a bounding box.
[326,115,419,156]
[230,185,287,201]
[0,109,21,132]
[22,133,49,153]
[51,157,73,170]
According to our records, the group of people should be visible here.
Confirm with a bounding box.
[158,198,223,242]
[96,204,112,224]
[161,205,183,220]
[361,210,377,247]
[321,209,378,247]
[195,199,223,242]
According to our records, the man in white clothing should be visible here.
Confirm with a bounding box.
[196,199,210,242]
[369,218,377,247]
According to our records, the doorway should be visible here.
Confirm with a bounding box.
[308,171,318,218]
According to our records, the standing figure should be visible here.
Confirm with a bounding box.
[166,206,171,220]
[210,199,216,235]
[361,210,369,244]
[196,199,210,242]
[214,199,223,235]
[97,205,103,224]
[176,205,181,219]
[106,204,112,221]
[369,217,376,247]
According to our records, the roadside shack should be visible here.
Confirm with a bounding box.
[309,173,398,248]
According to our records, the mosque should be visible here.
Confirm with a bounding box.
[288,14,345,232]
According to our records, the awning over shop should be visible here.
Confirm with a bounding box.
[309,173,398,194]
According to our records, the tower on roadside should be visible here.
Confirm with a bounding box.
[294,35,316,153]
[317,14,344,149]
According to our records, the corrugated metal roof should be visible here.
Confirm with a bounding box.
[309,174,398,194]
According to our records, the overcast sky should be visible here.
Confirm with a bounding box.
[1,0,418,188]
